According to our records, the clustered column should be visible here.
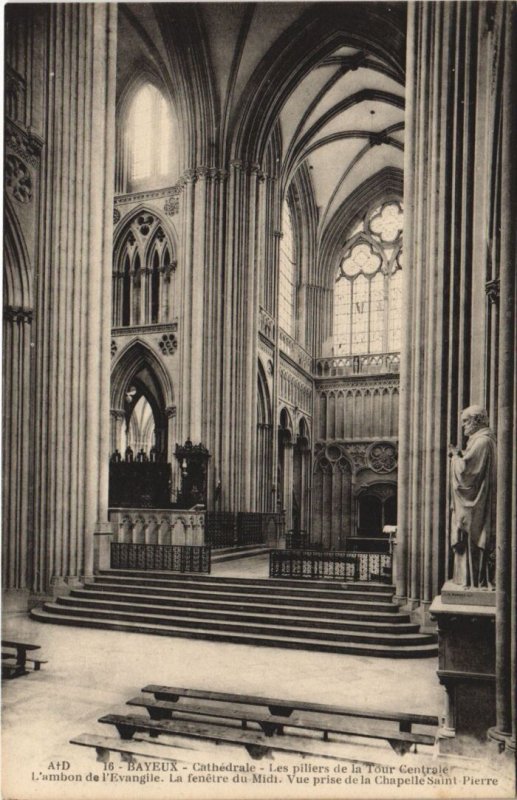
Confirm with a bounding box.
[402,0,516,752]
[31,4,117,592]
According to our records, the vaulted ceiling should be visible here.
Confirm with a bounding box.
[117,3,405,241]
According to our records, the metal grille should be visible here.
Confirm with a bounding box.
[237,513,263,545]
[269,549,392,582]
[110,543,211,573]
[205,512,285,548]
[285,531,310,549]
[204,512,237,548]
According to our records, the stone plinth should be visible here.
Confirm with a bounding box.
[430,593,495,755]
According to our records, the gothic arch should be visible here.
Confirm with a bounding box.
[317,167,404,286]
[111,338,174,411]
[113,205,178,261]
[278,406,294,441]
[115,62,180,192]
[3,199,32,307]
[113,207,177,327]
[257,361,272,426]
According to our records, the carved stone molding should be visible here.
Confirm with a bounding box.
[316,377,400,392]
[314,439,398,476]
[164,195,179,216]
[112,321,178,336]
[158,333,177,355]
[229,160,265,179]
[367,441,398,473]
[5,154,32,203]
[3,305,33,324]
[113,207,121,224]
[5,119,43,167]
[111,340,118,357]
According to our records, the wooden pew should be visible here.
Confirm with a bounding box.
[98,712,402,761]
[127,695,436,751]
[141,684,438,736]
[70,733,187,764]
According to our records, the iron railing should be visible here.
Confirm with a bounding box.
[110,543,211,573]
[270,548,392,583]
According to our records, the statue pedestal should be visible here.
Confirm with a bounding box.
[430,589,496,756]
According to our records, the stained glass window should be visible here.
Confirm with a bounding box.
[278,201,297,337]
[333,200,403,355]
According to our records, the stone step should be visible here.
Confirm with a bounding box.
[86,581,397,612]
[70,588,411,623]
[41,602,437,646]
[30,607,438,658]
[94,574,395,602]
[58,595,421,633]
[99,569,395,594]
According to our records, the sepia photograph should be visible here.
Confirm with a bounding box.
[1,1,516,799]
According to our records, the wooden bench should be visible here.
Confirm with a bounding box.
[141,685,438,735]
[70,733,186,764]
[127,695,436,752]
[1,641,46,679]
[98,713,402,762]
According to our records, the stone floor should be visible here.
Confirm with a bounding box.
[2,601,512,800]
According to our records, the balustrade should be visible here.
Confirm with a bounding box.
[278,328,312,373]
[315,352,400,378]
[109,508,205,546]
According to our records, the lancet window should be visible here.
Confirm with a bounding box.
[278,200,297,337]
[333,200,403,356]
[113,213,175,327]
[126,84,174,186]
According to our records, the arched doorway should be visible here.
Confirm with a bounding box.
[256,362,273,512]
[110,340,175,507]
[277,408,294,530]
[293,417,311,534]
[356,483,397,536]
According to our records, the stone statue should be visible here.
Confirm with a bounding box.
[448,406,496,588]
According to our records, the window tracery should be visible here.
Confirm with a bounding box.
[333,200,403,355]
[113,213,175,327]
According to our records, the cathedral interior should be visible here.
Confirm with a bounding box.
[2,0,516,785]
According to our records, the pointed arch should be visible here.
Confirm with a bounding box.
[111,338,174,411]
[116,60,178,192]
[113,207,176,327]
[3,199,32,308]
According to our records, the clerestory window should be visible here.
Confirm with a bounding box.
[126,84,174,185]
[333,200,403,355]
[278,200,297,337]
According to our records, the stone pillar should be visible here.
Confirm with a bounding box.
[2,307,32,590]
[110,409,125,454]
[31,4,116,592]
[218,162,264,511]
[488,2,517,756]
[399,2,503,619]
